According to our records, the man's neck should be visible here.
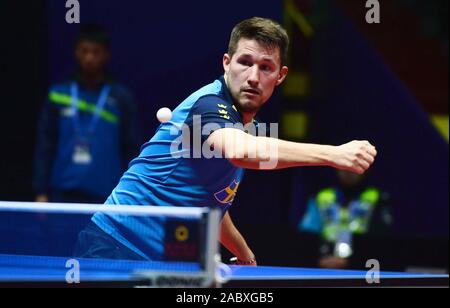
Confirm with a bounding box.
[79,72,106,89]
[223,75,255,125]
[241,112,256,125]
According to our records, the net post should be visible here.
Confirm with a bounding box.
[203,208,221,287]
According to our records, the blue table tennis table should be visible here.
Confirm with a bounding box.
[0,254,448,287]
[0,254,447,287]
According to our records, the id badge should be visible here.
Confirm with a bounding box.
[334,230,353,258]
[72,144,92,164]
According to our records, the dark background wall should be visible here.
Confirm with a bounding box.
[0,1,48,201]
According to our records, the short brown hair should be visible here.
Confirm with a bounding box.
[228,17,289,66]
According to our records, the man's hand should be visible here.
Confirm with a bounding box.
[230,257,257,266]
[35,194,49,203]
[319,256,349,269]
[330,141,377,174]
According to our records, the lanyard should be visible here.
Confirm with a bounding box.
[70,82,111,141]
[325,201,370,224]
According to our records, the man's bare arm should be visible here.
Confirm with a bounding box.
[220,211,256,266]
[206,128,377,173]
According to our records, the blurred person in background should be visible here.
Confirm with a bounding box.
[33,24,140,204]
[298,170,392,269]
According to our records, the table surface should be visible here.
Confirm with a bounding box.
[0,254,447,287]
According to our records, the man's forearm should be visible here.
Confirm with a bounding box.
[229,136,336,170]
[220,212,255,263]
[208,128,376,173]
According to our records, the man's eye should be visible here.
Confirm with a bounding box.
[240,60,252,67]
[260,65,272,72]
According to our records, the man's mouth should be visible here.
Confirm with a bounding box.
[241,88,261,95]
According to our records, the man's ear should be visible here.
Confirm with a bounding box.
[276,66,289,86]
[223,53,231,74]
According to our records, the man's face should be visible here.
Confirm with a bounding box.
[75,40,110,74]
[337,170,363,187]
[223,38,288,114]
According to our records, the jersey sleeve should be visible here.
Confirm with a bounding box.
[185,95,243,142]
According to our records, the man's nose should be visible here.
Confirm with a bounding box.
[247,66,260,87]
[85,51,97,62]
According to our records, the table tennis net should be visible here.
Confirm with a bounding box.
[0,202,219,275]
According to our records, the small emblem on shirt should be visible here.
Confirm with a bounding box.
[214,180,240,205]
[218,104,231,120]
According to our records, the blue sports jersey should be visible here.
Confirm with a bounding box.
[33,80,139,199]
[93,76,246,260]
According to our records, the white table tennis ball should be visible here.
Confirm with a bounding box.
[156,107,172,123]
